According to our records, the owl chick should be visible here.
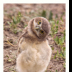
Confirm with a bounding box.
[16,17,52,72]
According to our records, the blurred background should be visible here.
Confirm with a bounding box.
[4,4,65,72]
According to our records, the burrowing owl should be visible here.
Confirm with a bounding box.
[16,17,52,72]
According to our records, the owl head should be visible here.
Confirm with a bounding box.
[28,17,50,40]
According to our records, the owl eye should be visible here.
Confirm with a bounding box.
[40,30,44,34]
[38,21,41,25]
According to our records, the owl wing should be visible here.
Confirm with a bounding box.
[17,27,28,55]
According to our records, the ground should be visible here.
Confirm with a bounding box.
[4,4,66,72]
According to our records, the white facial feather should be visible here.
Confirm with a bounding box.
[34,19,37,27]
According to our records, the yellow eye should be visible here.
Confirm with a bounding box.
[40,30,44,34]
[38,21,41,25]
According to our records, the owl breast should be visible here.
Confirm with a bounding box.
[17,39,52,72]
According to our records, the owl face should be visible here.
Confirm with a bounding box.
[31,17,50,39]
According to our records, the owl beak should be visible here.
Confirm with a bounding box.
[35,26,42,31]
[35,27,40,30]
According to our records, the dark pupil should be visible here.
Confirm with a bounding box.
[40,30,44,33]
[39,22,41,24]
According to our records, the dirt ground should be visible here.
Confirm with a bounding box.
[3,4,65,72]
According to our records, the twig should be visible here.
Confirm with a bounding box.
[6,40,17,47]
